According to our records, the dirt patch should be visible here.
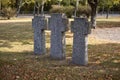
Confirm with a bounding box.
[90,28,120,43]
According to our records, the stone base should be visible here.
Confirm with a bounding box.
[50,54,65,60]
[72,34,88,65]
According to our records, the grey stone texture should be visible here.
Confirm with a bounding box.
[32,15,47,55]
[48,13,68,59]
[71,18,90,65]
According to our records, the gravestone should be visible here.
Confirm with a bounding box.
[71,18,90,65]
[32,15,47,55]
[48,13,68,59]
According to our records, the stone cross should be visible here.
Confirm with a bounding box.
[71,18,90,65]
[32,15,47,55]
[48,13,68,59]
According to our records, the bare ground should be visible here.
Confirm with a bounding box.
[90,28,120,43]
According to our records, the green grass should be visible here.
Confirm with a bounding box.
[0,22,120,80]
[0,22,33,42]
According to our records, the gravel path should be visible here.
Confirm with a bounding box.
[90,27,120,42]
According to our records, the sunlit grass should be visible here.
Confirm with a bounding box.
[97,16,120,22]
[0,22,120,80]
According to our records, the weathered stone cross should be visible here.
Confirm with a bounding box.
[32,15,47,55]
[71,18,90,65]
[48,13,68,59]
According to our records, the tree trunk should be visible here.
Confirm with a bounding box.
[58,1,61,6]
[41,1,44,15]
[101,6,104,15]
[74,0,79,17]
[37,7,40,15]
[16,0,23,17]
[106,8,109,19]
[33,3,36,16]
[91,6,97,29]
[88,0,99,29]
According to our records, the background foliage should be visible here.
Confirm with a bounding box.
[0,0,120,18]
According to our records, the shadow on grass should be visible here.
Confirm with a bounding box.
[0,43,120,80]
[89,43,120,64]
[0,43,119,67]
[88,43,120,80]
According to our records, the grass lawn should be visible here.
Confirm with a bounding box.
[0,21,120,80]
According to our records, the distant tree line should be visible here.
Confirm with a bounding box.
[0,0,120,14]
[0,0,120,20]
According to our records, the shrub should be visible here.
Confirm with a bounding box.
[76,5,91,18]
[49,5,64,13]
[1,7,16,19]
[63,6,74,18]
[49,5,74,18]
[49,5,91,18]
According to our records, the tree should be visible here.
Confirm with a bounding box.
[99,0,120,19]
[16,0,34,16]
[16,0,23,16]
[88,0,99,29]
[0,0,16,19]
[74,0,79,17]
[99,0,113,18]
[34,0,47,15]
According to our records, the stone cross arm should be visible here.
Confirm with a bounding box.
[32,16,47,30]
[71,18,91,35]
[48,13,69,32]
